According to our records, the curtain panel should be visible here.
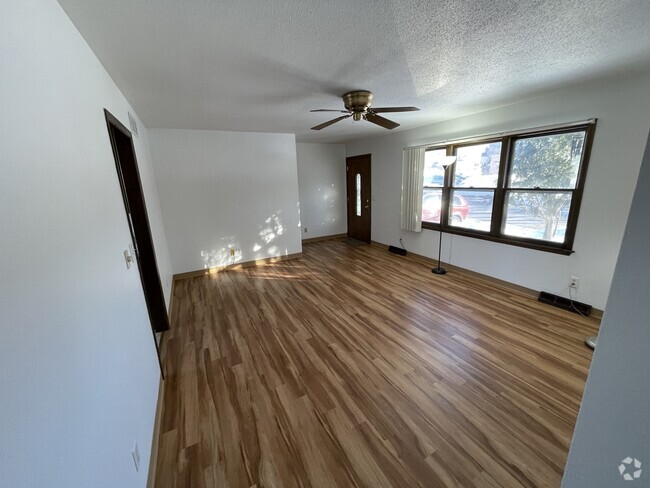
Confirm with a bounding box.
[401,147,425,232]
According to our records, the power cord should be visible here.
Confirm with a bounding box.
[569,286,596,349]
[399,238,444,272]
[569,286,589,318]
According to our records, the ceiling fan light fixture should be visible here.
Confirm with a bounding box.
[310,90,420,131]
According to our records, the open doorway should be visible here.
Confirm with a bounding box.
[104,109,169,371]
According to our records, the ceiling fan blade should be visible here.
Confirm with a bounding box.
[310,109,350,113]
[366,113,400,130]
[311,114,352,130]
[370,106,420,113]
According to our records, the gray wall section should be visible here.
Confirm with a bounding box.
[562,131,650,487]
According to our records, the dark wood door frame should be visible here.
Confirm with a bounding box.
[104,109,169,375]
[346,154,372,243]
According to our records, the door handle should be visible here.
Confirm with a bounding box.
[364,205,369,209]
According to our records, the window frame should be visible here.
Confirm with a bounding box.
[421,122,597,255]
[421,147,448,225]
[447,138,503,235]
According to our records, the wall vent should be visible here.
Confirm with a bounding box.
[128,112,139,137]
[538,291,592,316]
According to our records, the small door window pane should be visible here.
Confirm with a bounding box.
[503,191,572,243]
[454,142,502,188]
[356,173,361,216]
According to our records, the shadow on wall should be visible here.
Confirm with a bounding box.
[201,235,242,269]
[257,210,287,260]
[199,211,291,269]
[318,183,339,228]
[258,211,284,244]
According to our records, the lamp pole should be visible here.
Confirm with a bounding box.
[432,157,456,275]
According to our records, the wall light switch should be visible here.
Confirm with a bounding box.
[124,249,134,269]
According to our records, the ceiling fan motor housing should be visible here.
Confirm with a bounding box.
[343,90,373,121]
[310,91,417,130]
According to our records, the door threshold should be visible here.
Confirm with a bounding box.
[346,237,369,246]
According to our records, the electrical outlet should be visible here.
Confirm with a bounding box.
[569,276,580,290]
[132,441,141,472]
[304,227,308,233]
[229,247,236,257]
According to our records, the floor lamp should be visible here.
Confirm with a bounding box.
[432,156,457,275]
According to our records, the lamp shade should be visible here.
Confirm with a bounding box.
[442,155,457,168]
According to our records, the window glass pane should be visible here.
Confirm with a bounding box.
[423,148,447,187]
[454,142,502,188]
[355,173,361,216]
[449,190,493,232]
[509,131,586,189]
[422,189,442,224]
[503,191,571,243]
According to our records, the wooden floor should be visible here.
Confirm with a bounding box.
[155,240,599,488]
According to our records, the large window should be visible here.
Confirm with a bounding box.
[421,123,596,254]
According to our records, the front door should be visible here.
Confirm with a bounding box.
[346,154,371,242]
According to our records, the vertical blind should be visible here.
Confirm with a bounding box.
[401,147,425,232]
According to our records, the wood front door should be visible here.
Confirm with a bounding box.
[346,154,371,242]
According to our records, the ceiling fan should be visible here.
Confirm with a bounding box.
[310,90,419,130]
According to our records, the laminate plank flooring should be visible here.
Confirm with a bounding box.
[155,239,599,488]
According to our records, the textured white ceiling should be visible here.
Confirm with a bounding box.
[57,0,650,143]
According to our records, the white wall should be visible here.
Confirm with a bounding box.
[296,143,346,239]
[346,71,650,310]
[562,132,650,486]
[149,129,302,274]
[0,1,173,487]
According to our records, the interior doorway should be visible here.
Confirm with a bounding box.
[346,154,372,243]
[104,110,169,371]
